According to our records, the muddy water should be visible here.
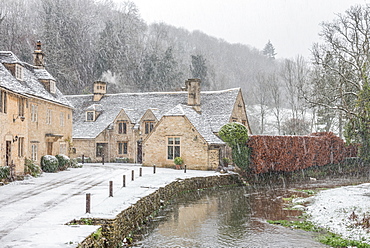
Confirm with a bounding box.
[132,177,369,248]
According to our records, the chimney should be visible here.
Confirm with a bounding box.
[33,40,45,68]
[185,78,201,112]
[93,81,107,101]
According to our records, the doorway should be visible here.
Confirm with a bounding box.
[5,141,11,166]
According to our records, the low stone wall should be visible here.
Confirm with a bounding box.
[77,174,243,248]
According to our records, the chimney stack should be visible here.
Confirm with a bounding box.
[185,78,201,112]
[93,81,107,101]
[33,40,45,68]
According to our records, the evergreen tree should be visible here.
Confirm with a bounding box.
[262,40,276,59]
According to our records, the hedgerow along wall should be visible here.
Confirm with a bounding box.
[247,132,357,174]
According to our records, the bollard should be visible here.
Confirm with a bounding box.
[131,170,134,181]
[82,154,85,164]
[86,193,91,213]
[109,181,113,197]
[139,167,142,177]
[153,164,156,174]
[122,175,126,187]
[184,164,187,173]
[102,154,105,165]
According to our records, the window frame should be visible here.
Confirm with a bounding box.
[31,104,38,122]
[86,111,95,122]
[46,109,52,125]
[144,121,155,134]
[31,144,38,161]
[118,121,127,134]
[167,136,181,160]
[118,142,128,155]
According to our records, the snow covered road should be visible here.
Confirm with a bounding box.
[0,163,218,248]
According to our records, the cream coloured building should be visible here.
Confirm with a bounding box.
[0,42,73,175]
[67,79,250,170]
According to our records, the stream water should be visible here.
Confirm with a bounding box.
[132,177,369,248]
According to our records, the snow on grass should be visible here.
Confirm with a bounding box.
[306,183,370,244]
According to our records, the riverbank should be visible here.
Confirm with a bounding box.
[0,163,238,248]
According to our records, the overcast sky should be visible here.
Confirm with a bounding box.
[118,0,368,59]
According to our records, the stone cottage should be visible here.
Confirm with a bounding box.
[67,79,250,170]
[0,42,73,175]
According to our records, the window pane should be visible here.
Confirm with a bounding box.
[175,138,180,145]
[168,138,173,144]
[174,146,180,158]
[168,146,174,159]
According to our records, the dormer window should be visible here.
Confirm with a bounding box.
[86,111,95,121]
[49,80,56,94]
[15,64,23,81]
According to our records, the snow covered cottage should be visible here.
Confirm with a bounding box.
[66,79,250,170]
[0,42,73,175]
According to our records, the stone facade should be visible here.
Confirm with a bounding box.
[0,45,72,175]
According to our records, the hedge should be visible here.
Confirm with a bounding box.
[247,132,357,174]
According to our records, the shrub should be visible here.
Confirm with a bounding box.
[76,156,92,163]
[69,158,82,168]
[115,157,129,163]
[55,154,70,170]
[0,166,10,179]
[41,155,59,173]
[219,122,250,171]
[174,157,184,165]
[24,158,41,177]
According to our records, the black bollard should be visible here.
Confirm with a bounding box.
[139,167,142,177]
[153,164,156,174]
[131,170,134,181]
[122,175,126,187]
[102,154,105,165]
[86,193,91,213]
[82,154,85,164]
[109,181,113,197]
[184,164,187,173]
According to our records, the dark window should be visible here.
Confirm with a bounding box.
[118,122,127,134]
[145,121,155,134]
[167,137,180,160]
[0,90,7,113]
[86,111,94,121]
[118,142,128,155]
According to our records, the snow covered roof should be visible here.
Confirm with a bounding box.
[0,51,72,108]
[66,88,240,141]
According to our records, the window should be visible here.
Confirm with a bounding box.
[96,143,106,157]
[144,121,155,134]
[118,142,128,155]
[15,64,23,81]
[31,144,38,161]
[49,80,56,94]
[0,90,7,113]
[167,137,180,160]
[232,118,237,122]
[18,97,25,117]
[60,112,65,126]
[242,120,246,126]
[46,109,52,124]
[86,111,94,121]
[60,142,67,155]
[18,137,24,157]
[118,122,127,134]
[31,104,38,122]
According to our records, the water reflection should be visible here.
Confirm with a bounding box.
[133,186,326,247]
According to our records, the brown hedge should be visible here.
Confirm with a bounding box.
[247,132,357,174]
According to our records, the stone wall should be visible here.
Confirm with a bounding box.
[77,174,243,248]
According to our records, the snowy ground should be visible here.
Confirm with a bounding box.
[0,163,219,248]
[306,183,370,244]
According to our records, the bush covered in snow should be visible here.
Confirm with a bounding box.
[115,157,129,163]
[0,166,10,179]
[69,158,82,168]
[41,155,59,173]
[55,154,70,170]
[24,158,41,177]
[76,157,92,163]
